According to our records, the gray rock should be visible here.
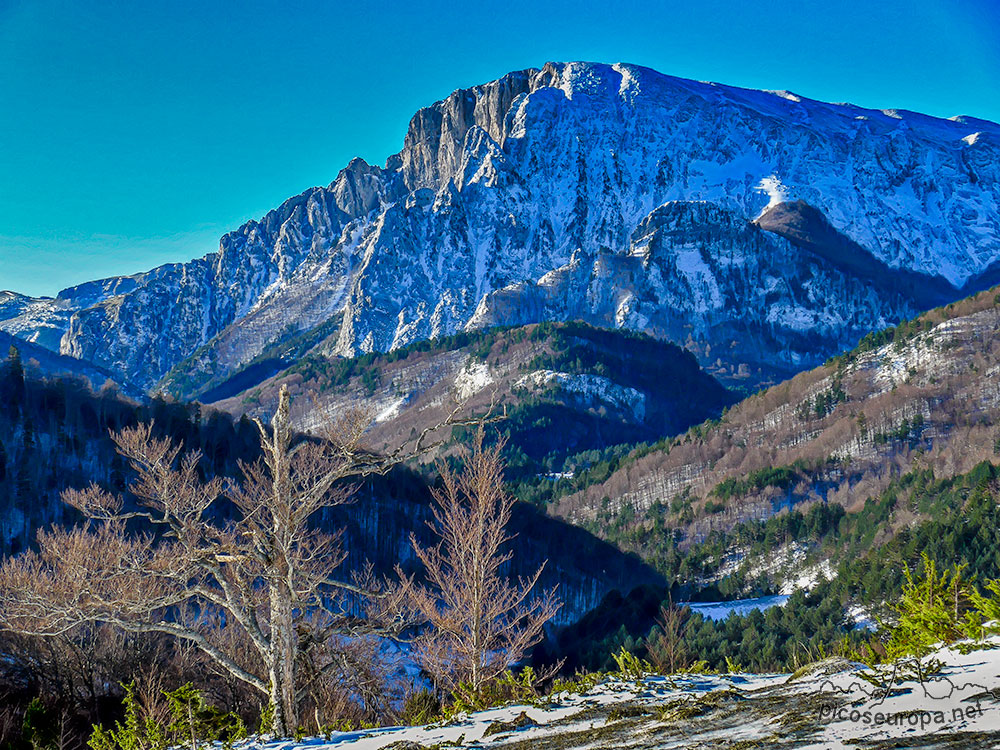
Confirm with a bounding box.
[3,62,997,394]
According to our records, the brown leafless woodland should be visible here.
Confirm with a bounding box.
[403,429,561,693]
[0,384,463,736]
[0,625,178,750]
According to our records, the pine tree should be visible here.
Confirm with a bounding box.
[0,344,25,417]
[884,553,980,659]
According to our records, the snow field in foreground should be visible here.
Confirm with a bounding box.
[246,637,1000,749]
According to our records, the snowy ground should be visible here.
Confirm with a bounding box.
[686,594,790,621]
[246,638,1000,749]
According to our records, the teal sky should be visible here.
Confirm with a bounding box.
[1,0,998,297]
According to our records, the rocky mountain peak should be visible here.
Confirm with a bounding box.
[1,62,997,395]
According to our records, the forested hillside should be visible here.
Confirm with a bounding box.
[0,345,660,622]
[551,459,1000,675]
[541,285,1000,578]
[207,322,736,483]
[0,346,256,556]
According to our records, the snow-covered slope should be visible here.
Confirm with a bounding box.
[241,638,1000,748]
[3,62,998,392]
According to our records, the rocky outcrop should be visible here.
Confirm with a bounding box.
[467,201,917,382]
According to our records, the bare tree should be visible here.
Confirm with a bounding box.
[404,429,561,693]
[647,599,690,674]
[0,385,455,736]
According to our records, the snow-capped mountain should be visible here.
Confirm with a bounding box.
[3,61,998,394]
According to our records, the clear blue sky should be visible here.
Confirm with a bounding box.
[1,0,998,297]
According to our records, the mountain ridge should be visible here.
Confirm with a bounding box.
[203,322,737,479]
[2,61,997,395]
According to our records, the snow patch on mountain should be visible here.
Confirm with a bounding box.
[454,361,494,400]
[374,396,407,424]
[782,559,837,595]
[756,175,792,213]
[516,370,646,423]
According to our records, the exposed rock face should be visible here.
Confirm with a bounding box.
[2,62,997,393]
[466,201,915,381]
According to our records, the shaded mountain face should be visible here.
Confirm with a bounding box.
[2,62,998,393]
[0,330,125,394]
[465,201,919,385]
